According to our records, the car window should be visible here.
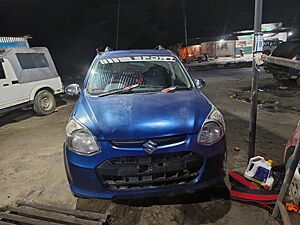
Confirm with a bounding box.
[87,56,191,95]
[0,61,5,79]
[16,53,49,69]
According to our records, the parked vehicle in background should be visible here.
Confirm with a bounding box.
[264,40,300,86]
[263,39,283,56]
[284,120,300,165]
[197,53,209,63]
[283,120,300,205]
[64,48,227,199]
[0,47,64,115]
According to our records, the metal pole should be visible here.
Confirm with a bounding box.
[272,138,300,218]
[182,0,188,58]
[248,0,263,161]
[115,0,120,50]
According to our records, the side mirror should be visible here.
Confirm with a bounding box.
[65,84,81,96]
[195,79,206,89]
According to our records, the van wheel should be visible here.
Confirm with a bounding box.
[33,90,56,115]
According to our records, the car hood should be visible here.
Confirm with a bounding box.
[73,90,212,140]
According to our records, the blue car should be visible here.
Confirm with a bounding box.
[64,48,227,199]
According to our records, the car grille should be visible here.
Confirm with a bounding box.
[110,134,186,148]
[96,151,203,190]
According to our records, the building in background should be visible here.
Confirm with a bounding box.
[216,40,235,58]
[234,23,289,56]
[169,23,291,61]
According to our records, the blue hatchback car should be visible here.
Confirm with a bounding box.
[64,48,227,199]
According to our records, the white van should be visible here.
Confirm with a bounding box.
[0,47,63,115]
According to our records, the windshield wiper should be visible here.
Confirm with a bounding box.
[161,86,190,93]
[97,84,139,97]
[161,86,177,93]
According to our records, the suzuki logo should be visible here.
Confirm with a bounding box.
[143,140,157,154]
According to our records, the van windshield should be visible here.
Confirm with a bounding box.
[87,55,191,95]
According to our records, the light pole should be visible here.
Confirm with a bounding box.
[248,0,263,161]
[182,0,188,59]
[115,0,120,50]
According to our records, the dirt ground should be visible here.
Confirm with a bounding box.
[0,68,299,224]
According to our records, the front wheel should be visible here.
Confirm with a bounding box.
[33,90,56,116]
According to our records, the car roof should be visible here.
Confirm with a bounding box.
[99,49,176,58]
[0,47,48,57]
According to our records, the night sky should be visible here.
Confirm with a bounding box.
[1,0,300,75]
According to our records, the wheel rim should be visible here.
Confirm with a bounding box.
[41,97,51,110]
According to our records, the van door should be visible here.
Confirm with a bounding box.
[0,59,26,110]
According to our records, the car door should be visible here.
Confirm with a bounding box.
[0,58,26,110]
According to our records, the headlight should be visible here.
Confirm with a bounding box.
[65,118,100,154]
[197,107,225,145]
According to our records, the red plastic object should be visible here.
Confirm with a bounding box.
[285,203,299,213]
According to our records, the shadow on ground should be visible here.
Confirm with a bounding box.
[0,99,67,127]
[112,184,230,207]
[0,109,36,127]
[76,185,231,225]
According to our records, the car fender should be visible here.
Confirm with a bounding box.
[29,84,54,101]
[291,121,300,145]
[284,120,300,164]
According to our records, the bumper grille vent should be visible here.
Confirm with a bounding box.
[97,151,203,190]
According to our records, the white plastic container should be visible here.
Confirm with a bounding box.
[244,156,274,189]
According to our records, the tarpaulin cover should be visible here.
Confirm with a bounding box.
[229,171,279,211]
[0,47,59,84]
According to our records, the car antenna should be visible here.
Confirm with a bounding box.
[154,45,165,50]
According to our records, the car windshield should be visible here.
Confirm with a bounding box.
[87,55,191,95]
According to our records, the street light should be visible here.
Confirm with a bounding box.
[288,31,293,36]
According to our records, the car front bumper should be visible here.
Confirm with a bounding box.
[64,134,227,199]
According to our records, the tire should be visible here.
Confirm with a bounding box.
[33,90,56,116]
